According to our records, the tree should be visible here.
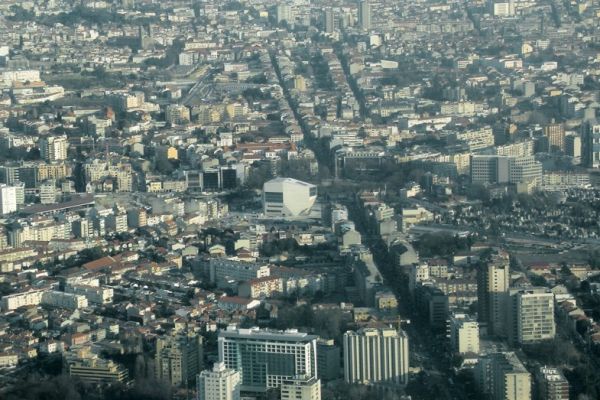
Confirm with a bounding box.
[245,162,273,189]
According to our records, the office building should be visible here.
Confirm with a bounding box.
[470,155,542,186]
[510,156,543,185]
[565,134,581,160]
[507,287,555,345]
[536,366,569,400]
[343,327,409,385]
[448,313,480,355]
[475,352,531,400]
[582,120,600,168]
[477,251,510,337]
[39,135,68,162]
[218,326,318,393]
[276,4,293,24]
[358,1,371,31]
[0,184,17,215]
[196,362,240,400]
[262,177,317,218]
[544,123,565,152]
[323,9,335,33]
[470,155,509,184]
[280,377,321,400]
[155,333,204,387]
[414,284,449,330]
[316,339,341,381]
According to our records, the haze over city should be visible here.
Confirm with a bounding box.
[0,0,597,399]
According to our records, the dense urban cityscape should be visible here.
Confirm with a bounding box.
[0,0,598,399]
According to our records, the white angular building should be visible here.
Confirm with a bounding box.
[262,178,317,218]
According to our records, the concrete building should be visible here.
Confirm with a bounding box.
[166,104,191,125]
[448,313,480,355]
[65,284,114,305]
[536,366,569,400]
[262,178,317,218]
[565,134,581,160]
[358,0,371,31]
[1,288,44,311]
[0,184,17,215]
[39,135,68,161]
[583,120,600,168]
[238,276,284,299]
[343,327,409,385]
[276,3,293,23]
[280,377,321,400]
[507,287,555,345]
[41,291,88,310]
[322,9,335,33]
[155,333,204,387]
[475,352,531,400]
[196,362,240,400]
[478,252,510,337]
[470,155,542,186]
[218,326,318,393]
[67,355,128,384]
[316,339,341,381]
[208,257,270,288]
[544,123,565,152]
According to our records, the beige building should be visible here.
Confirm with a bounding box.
[39,135,68,162]
[478,252,510,336]
[507,287,555,345]
[537,366,569,400]
[280,377,321,400]
[238,276,283,299]
[0,353,18,367]
[196,362,240,400]
[1,288,44,310]
[67,356,128,384]
[448,313,480,355]
[544,123,565,152]
[155,333,203,387]
[475,352,531,400]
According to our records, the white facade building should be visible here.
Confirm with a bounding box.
[280,377,321,400]
[208,257,270,288]
[218,327,318,393]
[262,178,317,218]
[39,135,68,161]
[196,362,240,400]
[0,184,17,215]
[343,327,409,385]
[448,313,480,355]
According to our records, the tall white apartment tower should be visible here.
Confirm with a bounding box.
[343,327,409,385]
[507,287,555,345]
[0,184,17,215]
[197,362,240,400]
